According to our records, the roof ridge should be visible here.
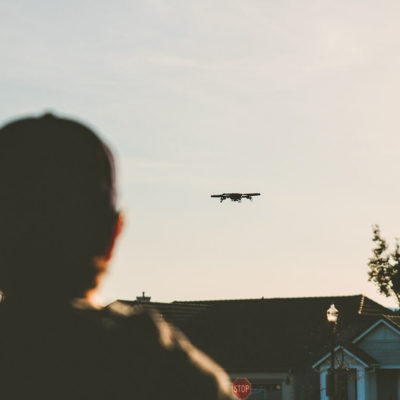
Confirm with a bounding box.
[116,300,211,309]
[358,295,365,315]
[358,295,394,315]
[173,294,364,303]
[382,314,400,327]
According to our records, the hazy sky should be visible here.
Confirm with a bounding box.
[2,0,400,308]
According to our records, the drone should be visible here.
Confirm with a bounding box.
[211,193,261,203]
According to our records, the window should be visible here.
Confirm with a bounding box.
[247,383,282,400]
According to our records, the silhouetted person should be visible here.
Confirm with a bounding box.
[0,114,231,400]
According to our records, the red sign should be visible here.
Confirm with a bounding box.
[232,378,252,399]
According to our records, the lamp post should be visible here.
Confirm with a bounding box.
[326,304,339,400]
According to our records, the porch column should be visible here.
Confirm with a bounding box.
[356,368,366,400]
[320,370,328,400]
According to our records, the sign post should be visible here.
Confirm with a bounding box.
[232,378,252,400]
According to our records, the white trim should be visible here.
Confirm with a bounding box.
[312,345,341,369]
[312,345,369,369]
[352,319,400,344]
[320,370,328,400]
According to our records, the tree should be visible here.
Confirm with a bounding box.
[368,225,400,306]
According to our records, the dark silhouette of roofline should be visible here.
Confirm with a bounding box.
[174,294,371,303]
[106,294,395,372]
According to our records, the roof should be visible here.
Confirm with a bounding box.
[312,343,379,369]
[175,294,393,371]
[106,294,393,372]
[343,343,379,366]
[106,300,211,325]
[312,315,400,370]
[349,315,400,344]
[382,315,400,330]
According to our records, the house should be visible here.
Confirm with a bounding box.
[313,315,400,400]
[107,294,395,400]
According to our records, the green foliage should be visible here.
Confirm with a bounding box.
[368,225,400,305]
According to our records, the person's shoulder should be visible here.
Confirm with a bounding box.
[103,300,157,324]
[102,301,233,400]
[101,300,163,336]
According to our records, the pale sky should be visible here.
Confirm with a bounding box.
[2,0,400,308]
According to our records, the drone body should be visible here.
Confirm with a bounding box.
[211,193,261,203]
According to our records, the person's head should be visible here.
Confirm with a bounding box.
[0,113,121,302]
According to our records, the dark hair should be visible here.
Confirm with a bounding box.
[0,113,119,301]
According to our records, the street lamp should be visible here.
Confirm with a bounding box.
[327,304,338,324]
[326,304,339,400]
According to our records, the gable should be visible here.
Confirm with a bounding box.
[357,323,400,366]
[357,323,400,342]
[313,346,369,370]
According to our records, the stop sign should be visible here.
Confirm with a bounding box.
[232,377,252,399]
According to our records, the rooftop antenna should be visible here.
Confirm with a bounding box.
[136,291,151,302]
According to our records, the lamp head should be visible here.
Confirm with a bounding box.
[327,304,339,324]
